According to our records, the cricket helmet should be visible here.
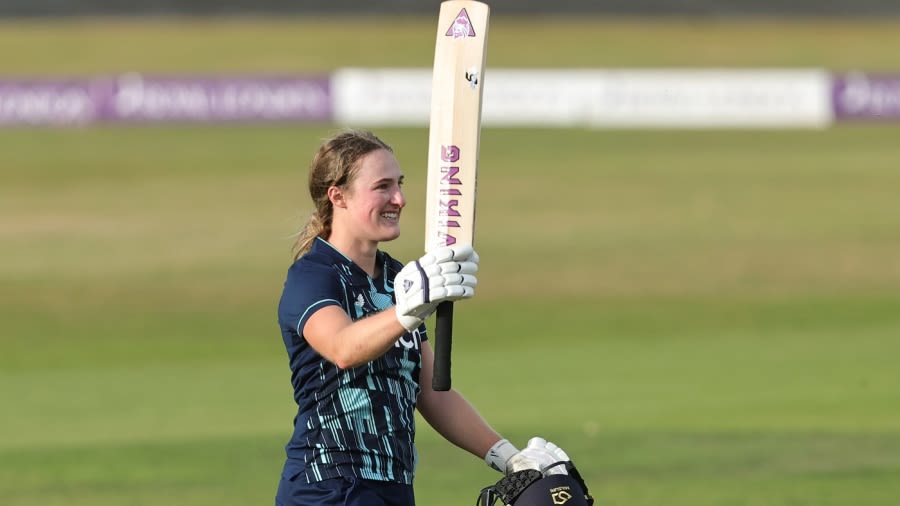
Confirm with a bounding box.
[476,463,594,506]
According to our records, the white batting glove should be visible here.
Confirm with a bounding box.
[507,437,570,476]
[394,245,479,331]
[542,439,571,475]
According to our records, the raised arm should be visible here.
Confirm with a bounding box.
[304,245,477,369]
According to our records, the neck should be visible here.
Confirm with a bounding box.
[327,232,378,277]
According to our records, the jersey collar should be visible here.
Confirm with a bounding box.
[312,237,387,284]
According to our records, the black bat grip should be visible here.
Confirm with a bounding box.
[432,301,454,391]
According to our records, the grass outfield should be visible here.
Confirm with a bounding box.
[2,17,900,506]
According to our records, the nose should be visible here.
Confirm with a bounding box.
[393,186,407,207]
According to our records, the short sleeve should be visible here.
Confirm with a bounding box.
[278,262,344,339]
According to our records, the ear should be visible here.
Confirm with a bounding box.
[327,185,347,209]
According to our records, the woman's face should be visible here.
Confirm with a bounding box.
[341,148,407,244]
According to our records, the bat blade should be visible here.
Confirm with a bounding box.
[425,0,489,391]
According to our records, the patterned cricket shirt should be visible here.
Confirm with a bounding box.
[277,237,426,484]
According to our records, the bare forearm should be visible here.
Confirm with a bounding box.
[419,388,502,459]
[309,307,407,369]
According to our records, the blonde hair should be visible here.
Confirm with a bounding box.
[292,130,393,260]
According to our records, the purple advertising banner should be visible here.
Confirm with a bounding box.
[0,74,332,126]
[833,73,900,121]
[102,74,332,123]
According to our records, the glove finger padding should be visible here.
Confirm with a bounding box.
[423,262,461,277]
[530,438,571,476]
[510,437,570,476]
[435,272,477,289]
[448,243,476,262]
[456,260,478,275]
[426,261,476,276]
[419,244,475,266]
[526,437,548,450]
[544,441,571,462]
[431,284,474,301]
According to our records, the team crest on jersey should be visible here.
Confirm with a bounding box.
[353,293,366,318]
[446,8,476,39]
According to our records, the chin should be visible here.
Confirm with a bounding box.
[379,228,402,242]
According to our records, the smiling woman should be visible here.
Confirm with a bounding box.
[274,129,568,506]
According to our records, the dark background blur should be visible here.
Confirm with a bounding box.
[3,0,900,17]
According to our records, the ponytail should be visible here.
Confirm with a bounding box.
[290,129,392,261]
[292,211,330,260]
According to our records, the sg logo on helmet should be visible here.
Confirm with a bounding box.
[550,487,573,504]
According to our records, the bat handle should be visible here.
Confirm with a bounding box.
[432,301,454,391]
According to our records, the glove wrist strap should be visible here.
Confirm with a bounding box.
[484,439,518,474]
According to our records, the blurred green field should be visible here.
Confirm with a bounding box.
[2,16,900,506]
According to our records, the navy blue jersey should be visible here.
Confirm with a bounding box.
[277,237,426,485]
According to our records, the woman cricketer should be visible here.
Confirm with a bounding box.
[275,130,568,506]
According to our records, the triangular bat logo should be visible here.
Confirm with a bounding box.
[445,8,476,39]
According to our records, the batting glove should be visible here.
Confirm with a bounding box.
[394,245,479,331]
[541,439,572,475]
[507,437,571,476]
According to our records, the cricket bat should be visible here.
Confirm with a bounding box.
[425,0,489,391]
